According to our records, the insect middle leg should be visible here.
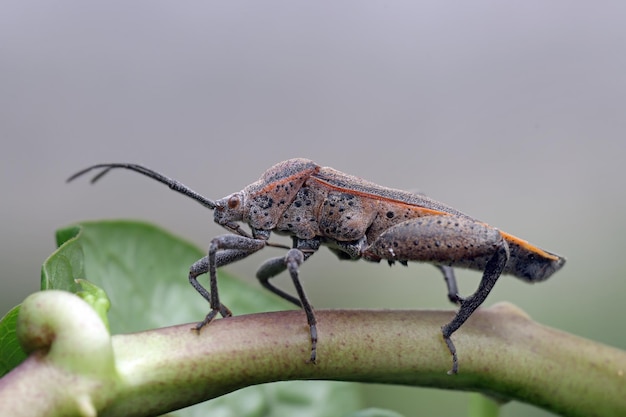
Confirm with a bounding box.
[190,234,267,330]
[364,215,510,374]
[256,238,321,363]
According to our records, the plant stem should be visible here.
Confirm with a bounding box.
[2,291,625,417]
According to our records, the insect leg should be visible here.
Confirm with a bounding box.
[436,265,462,304]
[256,256,302,306]
[192,234,266,330]
[256,238,320,307]
[442,239,509,374]
[285,248,318,364]
[189,248,254,317]
[363,215,511,374]
[256,238,320,363]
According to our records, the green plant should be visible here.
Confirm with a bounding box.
[0,221,624,417]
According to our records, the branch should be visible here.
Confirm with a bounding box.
[1,291,624,417]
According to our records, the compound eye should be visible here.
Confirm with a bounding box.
[228,195,240,209]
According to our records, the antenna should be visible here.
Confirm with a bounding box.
[67,163,216,210]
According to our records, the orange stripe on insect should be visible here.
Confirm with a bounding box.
[499,231,561,261]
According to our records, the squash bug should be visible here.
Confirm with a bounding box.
[68,158,565,374]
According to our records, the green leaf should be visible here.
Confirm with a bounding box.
[34,220,363,416]
[41,225,83,293]
[0,306,27,377]
[44,220,297,333]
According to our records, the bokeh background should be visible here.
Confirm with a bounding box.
[2,2,625,416]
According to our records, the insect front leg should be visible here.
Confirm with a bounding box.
[363,215,510,374]
[191,234,266,330]
[189,248,256,318]
[256,238,320,363]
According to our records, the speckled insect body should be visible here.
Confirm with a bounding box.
[69,158,566,374]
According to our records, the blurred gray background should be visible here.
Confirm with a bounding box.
[2,2,625,416]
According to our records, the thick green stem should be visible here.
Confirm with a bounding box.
[1,291,625,417]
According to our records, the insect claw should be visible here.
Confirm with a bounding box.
[193,310,218,331]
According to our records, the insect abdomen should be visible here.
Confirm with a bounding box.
[501,232,566,281]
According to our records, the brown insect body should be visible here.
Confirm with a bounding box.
[69,157,565,374]
[231,158,563,281]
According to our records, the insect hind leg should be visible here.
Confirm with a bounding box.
[363,215,511,374]
[442,238,510,374]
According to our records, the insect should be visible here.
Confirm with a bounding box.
[68,158,565,374]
